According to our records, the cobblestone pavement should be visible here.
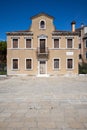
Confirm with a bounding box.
[0,76,87,130]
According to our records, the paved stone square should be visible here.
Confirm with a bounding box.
[0,76,87,130]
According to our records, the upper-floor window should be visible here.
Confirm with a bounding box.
[39,20,46,29]
[85,40,87,48]
[54,39,59,48]
[26,39,31,48]
[67,39,73,48]
[13,39,18,48]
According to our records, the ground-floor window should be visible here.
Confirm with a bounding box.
[12,59,19,70]
[67,59,73,69]
[53,59,60,69]
[26,59,32,70]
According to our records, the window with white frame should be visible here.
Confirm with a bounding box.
[67,39,73,48]
[13,39,18,48]
[67,59,73,69]
[25,39,31,48]
[12,59,19,70]
[54,39,59,48]
[54,59,59,69]
[40,20,46,29]
[26,59,32,70]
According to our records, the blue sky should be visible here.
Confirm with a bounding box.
[0,0,87,41]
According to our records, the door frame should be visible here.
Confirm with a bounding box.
[38,60,47,76]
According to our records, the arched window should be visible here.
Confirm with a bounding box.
[40,20,46,29]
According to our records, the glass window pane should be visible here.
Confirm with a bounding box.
[67,59,73,68]
[54,39,59,48]
[40,21,45,28]
[54,59,59,69]
[13,59,18,69]
[26,39,31,48]
[13,39,18,48]
[67,39,72,48]
[26,59,32,69]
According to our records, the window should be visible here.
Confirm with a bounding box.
[12,59,18,70]
[26,39,31,48]
[13,39,18,48]
[40,20,46,29]
[67,59,73,69]
[26,59,32,70]
[86,52,87,59]
[67,39,73,48]
[54,59,59,69]
[85,40,87,48]
[79,54,82,59]
[54,39,59,48]
[79,43,81,49]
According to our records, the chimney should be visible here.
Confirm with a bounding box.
[71,21,76,32]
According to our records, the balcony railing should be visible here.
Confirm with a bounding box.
[36,47,49,59]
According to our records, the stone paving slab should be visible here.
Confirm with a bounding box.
[0,76,87,130]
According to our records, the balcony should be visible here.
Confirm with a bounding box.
[36,47,49,59]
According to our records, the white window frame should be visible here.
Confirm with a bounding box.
[66,38,74,49]
[52,38,60,49]
[11,38,19,49]
[11,58,19,70]
[53,58,61,70]
[38,36,47,48]
[39,19,46,29]
[66,58,74,70]
[24,37,33,49]
[25,58,33,70]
